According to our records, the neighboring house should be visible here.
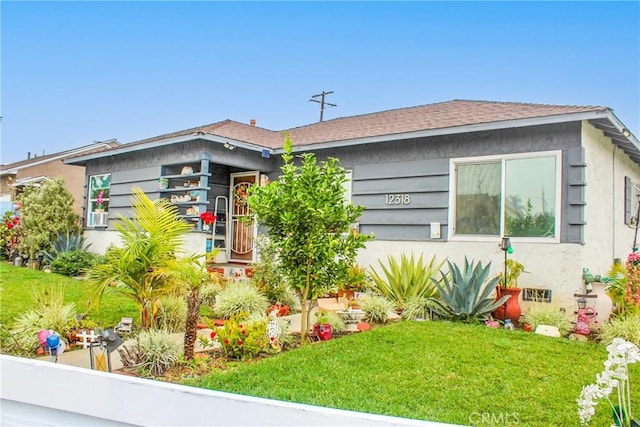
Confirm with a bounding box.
[65,100,640,315]
[0,141,120,214]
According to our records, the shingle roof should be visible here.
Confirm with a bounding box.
[67,99,615,161]
[285,99,608,147]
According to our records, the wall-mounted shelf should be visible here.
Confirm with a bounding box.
[159,161,212,231]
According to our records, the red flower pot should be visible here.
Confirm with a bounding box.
[492,287,522,324]
[313,323,332,341]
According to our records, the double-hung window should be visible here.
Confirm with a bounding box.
[87,173,111,227]
[451,151,561,241]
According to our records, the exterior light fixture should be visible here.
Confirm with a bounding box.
[223,142,235,151]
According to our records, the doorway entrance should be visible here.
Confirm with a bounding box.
[229,171,258,263]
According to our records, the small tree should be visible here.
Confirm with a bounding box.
[152,251,218,361]
[87,188,193,329]
[248,136,372,342]
[17,179,81,258]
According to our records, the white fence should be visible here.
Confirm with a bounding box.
[0,355,463,427]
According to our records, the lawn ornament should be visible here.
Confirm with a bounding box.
[574,298,597,335]
[267,309,282,350]
[44,330,65,362]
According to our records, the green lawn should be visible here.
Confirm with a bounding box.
[0,262,138,327]
[191,321,639,427]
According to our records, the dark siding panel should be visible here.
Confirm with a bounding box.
[361,224,450,241]
[354,175,449,194]
[353,192,448,209]
[360,208,448,225]
[355,158,449,180]
[352,158,450,241]
[564,146,586,244]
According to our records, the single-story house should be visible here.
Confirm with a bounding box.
[65,99,640,316]
[0,140,120,215]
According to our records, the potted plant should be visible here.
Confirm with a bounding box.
[493,258,526,324]
[313,311,332,341]
[338,263,369,299]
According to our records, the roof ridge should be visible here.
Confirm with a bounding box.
[450,98,608,110]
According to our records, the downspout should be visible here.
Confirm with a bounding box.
[612,145,618,261]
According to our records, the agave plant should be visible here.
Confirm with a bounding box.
[432,258,510,322]
[43,231,92,263]
[368,253,444,309]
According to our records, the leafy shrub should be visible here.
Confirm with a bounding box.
[251,236,298,307]
[200,281,223,307]
[155,296,187,333]
[325,311,346,334]
[432,258,509,322]
[213,314,268,360]
[43,231,92,263]
[214,281,269,319]
[597,316,640,347]
[135,329,181,376]
[402,296,440,321]
[50,250,100,276]
[522,304,573,336]
[16,178,81,258]
[360,295,395,324]
[368,253,443,309]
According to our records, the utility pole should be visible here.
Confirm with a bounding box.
[309,91,336,122]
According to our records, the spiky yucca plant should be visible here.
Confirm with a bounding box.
[368,253,444,310]
[432,258,509,322]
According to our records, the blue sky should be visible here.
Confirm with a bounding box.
[2,1,639,165]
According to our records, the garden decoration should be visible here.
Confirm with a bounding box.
[89,329,123,372]
[493,238,523,324]
[573,298,597,336]
[267,309,282,350]
[577,338,639,427]
[39,330,66,363]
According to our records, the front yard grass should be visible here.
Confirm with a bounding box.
[0,263,137,327]
[192,320,639,427]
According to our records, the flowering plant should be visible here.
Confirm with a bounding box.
[0,210,22,258]
[96,190,105,210]
[199,211,216,225]
[577,338,640,426]
[201,314,267,360]
[625,252,640,310]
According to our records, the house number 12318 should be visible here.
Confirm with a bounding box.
[385,194,411,205]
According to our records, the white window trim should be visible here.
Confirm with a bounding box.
[87,173,111,228]
[448,150,562,243]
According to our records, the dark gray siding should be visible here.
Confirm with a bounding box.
[82,140,277,229]
[311,122,583,242]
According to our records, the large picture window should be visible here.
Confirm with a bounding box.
[452,152,560,240]
[87,174,111,227]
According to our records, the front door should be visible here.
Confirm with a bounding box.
[229,171,258,262]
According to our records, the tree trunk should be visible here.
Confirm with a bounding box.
[184,289,201,361]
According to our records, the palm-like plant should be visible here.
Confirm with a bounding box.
[432,258,510,322]
[152,251,219,360]
[87,188,194,329]
[368,253,444,309]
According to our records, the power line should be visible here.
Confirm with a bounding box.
[309,91,336,122]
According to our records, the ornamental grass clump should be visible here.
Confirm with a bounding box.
[136,329,182,376]
[522,303,573,336]
[577,338,639,426]
[360,295,395,324]
[214,280,269,319]
[597,316,640,348]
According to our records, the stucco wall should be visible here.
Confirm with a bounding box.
[582,121,640,273]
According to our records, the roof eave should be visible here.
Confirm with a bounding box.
[64,134,267,165]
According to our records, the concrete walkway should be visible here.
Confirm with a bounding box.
[40,313,306,371]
